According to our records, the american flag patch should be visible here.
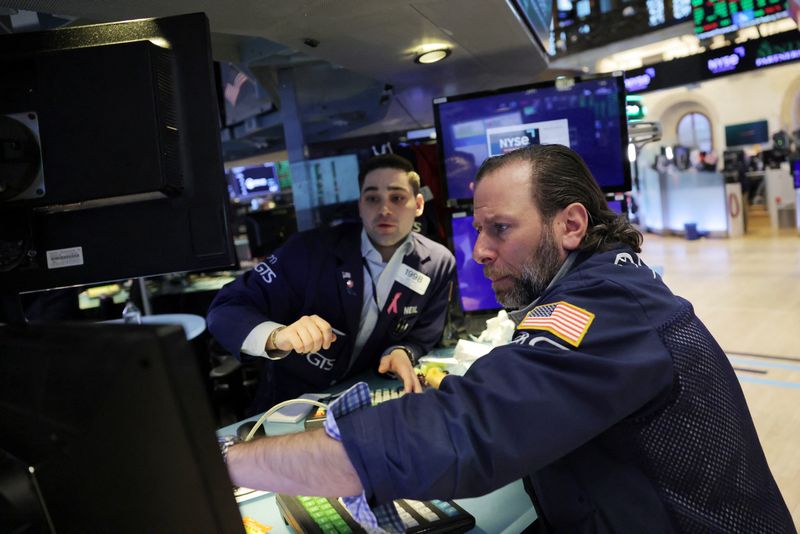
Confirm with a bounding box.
[518,301,595,347]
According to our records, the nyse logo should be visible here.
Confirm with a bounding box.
[255,262,277,284]
[307,352,334,371]
[498,135,531,150]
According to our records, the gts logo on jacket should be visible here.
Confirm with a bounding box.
[306,352,334,371]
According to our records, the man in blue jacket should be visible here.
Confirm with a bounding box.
[207,154,455,414]
[223,145,794,533]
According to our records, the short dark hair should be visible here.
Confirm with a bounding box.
[475,144,642,253]
[358,154,421,195]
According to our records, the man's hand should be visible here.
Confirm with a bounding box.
[378,349,423,393]
[269,315,338,354]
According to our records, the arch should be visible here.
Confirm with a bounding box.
[778,73,800,132]
[676,111,713,151]
[646,92,719,149]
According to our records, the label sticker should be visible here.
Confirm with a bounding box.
[395,265,430,295]
[46,247,84,269]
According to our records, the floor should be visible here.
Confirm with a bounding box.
[638,208,800,526]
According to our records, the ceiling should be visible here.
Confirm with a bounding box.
[0,0,564,159]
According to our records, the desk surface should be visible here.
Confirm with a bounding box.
[217,373,537,533]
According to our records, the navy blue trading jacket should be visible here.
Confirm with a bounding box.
[336,246,794,533]
[207,223,455,413]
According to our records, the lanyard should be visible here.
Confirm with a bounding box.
[362,256,380,309]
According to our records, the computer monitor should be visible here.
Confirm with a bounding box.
[434,74,631,202]
[449,213,501,313]
[0,13,235,294]
[607,199,625,215]
[0,322,243,532]
[226,162,284,203]
[792,159,800,189]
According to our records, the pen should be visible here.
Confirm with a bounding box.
[331,327,346,337]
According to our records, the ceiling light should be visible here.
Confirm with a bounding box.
[414,48,450,64]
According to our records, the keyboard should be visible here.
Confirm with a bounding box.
[370,385,405,405]
[276,494,475,534]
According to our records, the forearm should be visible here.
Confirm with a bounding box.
[226,429,363,497]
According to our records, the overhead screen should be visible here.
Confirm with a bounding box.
[694,0,788,39]
[434,74,631,202]
[226,160,291,203]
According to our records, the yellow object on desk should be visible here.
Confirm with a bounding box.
[242,515,272,534]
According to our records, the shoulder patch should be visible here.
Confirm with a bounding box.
[518,301,595,347]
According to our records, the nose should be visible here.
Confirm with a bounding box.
[379,202,392,216]
[472,231,495,265]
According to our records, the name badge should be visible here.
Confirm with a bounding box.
[396,265,430,295]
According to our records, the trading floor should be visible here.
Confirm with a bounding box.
[638,210,800,524]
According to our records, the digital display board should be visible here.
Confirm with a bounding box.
[625,29,800,94]
[693,0,788,39]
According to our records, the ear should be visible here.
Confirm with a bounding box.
[415,193,425,217]
[554,202,588,252]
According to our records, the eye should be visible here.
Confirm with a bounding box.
[494,223,509,234]
[390,194,406,203]
[363,195,379,204]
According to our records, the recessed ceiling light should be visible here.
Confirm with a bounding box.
[414,48,451,64]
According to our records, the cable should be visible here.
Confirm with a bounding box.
[244,398,330,442]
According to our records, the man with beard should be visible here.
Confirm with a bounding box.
[222,145,794,533]
[208,154,455,415]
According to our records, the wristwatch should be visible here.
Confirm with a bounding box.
[217,434,241,465]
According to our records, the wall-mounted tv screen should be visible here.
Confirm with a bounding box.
[450,213,501,313]
[226,161,291,203]
[218,61,273,127]
[292,154,361,212]
[433,74,631,202]
[725,120,770,147]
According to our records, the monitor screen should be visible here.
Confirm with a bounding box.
[291,154,361,217]
[793,159,800,189]
[694,0,788,39]
[725,120,770,147]
[218,61,274,127]
[226,161,289,203]
[0,13,235,294]
[434,74,631,201]
[0,323,243,532]
[450,213,501,313]
[607,199,624,214]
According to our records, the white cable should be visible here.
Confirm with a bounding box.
[244,398,329,442]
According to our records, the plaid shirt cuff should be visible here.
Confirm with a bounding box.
[323,382,406,534]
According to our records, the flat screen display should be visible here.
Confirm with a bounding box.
[607,199,624,214]
[450,213,501,313]
[292,154,361,212]
[226,161,289,202]
[725,120,770,147]
[434,74,631,201]
[218,61,273,126]
[793,159,800,189]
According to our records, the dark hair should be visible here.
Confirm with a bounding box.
[475,144,642,253]
[358,154,421,195]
